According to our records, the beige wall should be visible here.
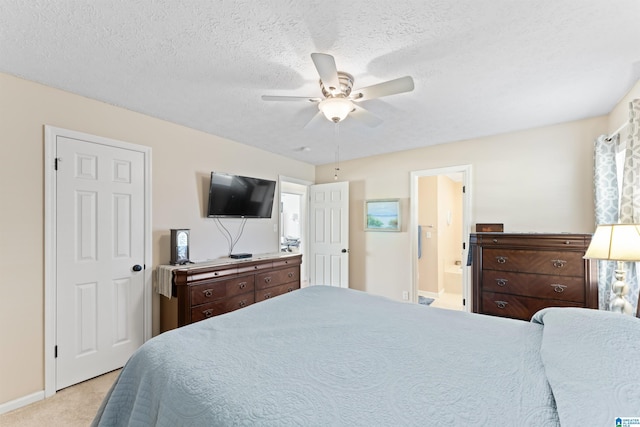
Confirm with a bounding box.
[316,115,609,301]
[0,73,315,406]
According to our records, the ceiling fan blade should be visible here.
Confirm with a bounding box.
[350,76,414,101]
[303,111,327,129]
[350,104,383,127]
[311,53,340,92]
[262,95,321,102]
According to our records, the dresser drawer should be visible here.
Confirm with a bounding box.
[273,257,302,268]
[191,275,255,306]
[238,261,273,274]
[481,291,583,321]
[182,266,237,285]
[256,282,299,302]
[256,266,300,290]
[191,293,255,322]
[482,270,585,303]
[482,248,584,276]
[477,235,589,249]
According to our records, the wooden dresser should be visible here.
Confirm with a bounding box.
[471,233,597,321]
[173,253,301,327]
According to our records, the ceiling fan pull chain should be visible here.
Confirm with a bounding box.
[334,123,341,180]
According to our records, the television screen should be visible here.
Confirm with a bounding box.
[207,172,277,218]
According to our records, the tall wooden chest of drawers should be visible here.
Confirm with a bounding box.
[173,254,301,327]
[471,233,597,321]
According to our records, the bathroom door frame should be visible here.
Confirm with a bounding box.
[409,165,472,310]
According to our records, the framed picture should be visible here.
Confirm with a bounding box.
[365,199,401,232]
[475,223,504,232]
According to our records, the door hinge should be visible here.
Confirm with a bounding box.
[463,298,466,306]
[462,242,466,250]
[54,158,59,170]
[54,345,58,358]
[462,185,465,193]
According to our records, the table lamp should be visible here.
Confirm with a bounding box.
[584,224,640,315]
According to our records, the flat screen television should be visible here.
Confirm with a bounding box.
[207,172,277,218]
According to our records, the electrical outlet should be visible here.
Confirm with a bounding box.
[402,291,409,301]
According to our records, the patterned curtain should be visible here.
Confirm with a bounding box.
[593,134,620,310]
[619,99,640,314]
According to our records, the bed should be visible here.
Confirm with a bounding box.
[92,286,640,426]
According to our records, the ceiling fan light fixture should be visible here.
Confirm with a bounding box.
[318,97,354,123]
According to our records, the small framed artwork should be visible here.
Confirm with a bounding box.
[475,223,504,232]
[365,199,401,232]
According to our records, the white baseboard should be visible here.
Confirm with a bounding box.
[0,390,44,415]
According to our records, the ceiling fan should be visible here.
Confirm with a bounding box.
[262,53,414,127]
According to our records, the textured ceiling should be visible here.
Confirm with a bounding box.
[2,1,640,165]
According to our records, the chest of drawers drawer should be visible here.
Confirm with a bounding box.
[482,248,584,276]
[191,293,256,322]
[256,282,299,302]
[482,270,585,302]
[256,266,300,290]
[190,275,255,306]
[482,291,583,321]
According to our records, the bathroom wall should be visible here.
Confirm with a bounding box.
[439,176,463,294]
[418,176,438,294]
[417,175,463,295]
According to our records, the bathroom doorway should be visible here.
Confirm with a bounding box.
[410,165,472,311]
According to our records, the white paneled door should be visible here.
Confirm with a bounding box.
[55,136,145,390]
[309,181,349,287]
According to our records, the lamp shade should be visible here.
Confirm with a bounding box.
[584,224,640,261]
[318,97,354,123]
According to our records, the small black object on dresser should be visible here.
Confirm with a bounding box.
[470,233,598,321]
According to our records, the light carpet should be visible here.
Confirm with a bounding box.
[0,369,119,426]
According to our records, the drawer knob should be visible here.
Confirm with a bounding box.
[287,287,294,292]
[239,282,247,289]
[203,309,213,318]
[264,277,272,284]
[495,301,508,309]
[203,289,213,298]
[264,293,272,299]
[496,256,508,264]
[288,272,294,278]
[239,300,246,307]
[551,284,567,293]
[496,279,508,287]
[552,259,567,268]
[492,239,498,243]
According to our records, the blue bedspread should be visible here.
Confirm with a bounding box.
[92,286,639,426]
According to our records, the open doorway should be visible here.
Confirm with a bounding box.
[410,165,472,311]
[279,177,311,287]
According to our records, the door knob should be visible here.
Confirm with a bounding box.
[132,264,143,272]
[341,249,350,253]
